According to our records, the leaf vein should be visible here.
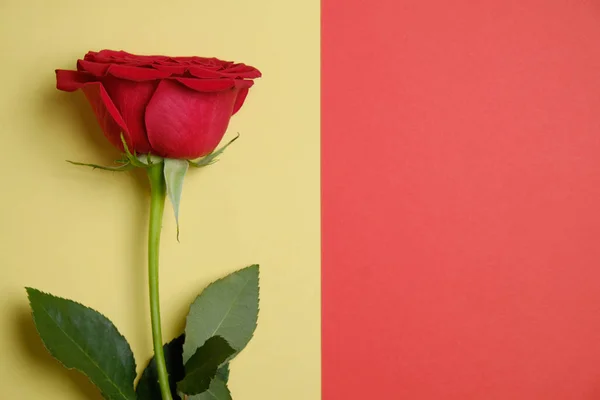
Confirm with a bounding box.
[208,276,251,339]
[39,303,132,400]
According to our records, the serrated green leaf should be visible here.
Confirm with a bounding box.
[188,378,232,400]
[177,336,235,395]
[136,335,185,400]
[163,158,189,241]
[216,363,230,383]
[26,288,136,400]
[183,265,259,363]
[188,134,239,168]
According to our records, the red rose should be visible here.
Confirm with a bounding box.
[56,50,261,159]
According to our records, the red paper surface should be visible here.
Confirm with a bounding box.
[322,1,600,398]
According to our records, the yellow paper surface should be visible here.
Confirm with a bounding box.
[0,1,320,398]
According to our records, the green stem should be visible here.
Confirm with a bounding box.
[147,163,173,400]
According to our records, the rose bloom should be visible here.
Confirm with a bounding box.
[56,50,261,159]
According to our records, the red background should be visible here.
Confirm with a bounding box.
[322,1,600,398]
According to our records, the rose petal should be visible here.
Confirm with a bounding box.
[145,80,238,159]
[152,64,186,75]
[77,59,110,76]
[78,82,134,152]
[232,88,249,115]
[56,70,97,91]
[102,77,155,153]
[173,77,236,91]
[187,67,225,79]
[83,51,102,61]
[87,50,132,62]
[172,77,253,92]
[225,64,262,78]
[107,64,171,81]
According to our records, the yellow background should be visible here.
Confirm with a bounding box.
[0,1,320,398]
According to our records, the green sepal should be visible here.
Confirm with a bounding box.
[188,134,240,168]
[163,158,189,241]
[66,133,163,172]
[183,265,260,364]
[120,134,148,168]
[177,336,235,395]
[136,335,186,400]
[26,288,137,400]
[66,160,136,172]
[136,154,164,166]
